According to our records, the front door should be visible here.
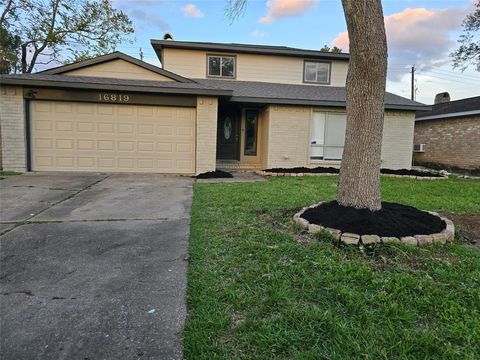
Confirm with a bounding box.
[216,108,240,160]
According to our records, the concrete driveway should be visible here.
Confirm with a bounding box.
[0,173,193,360]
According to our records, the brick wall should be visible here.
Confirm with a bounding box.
[413,116,480,171]
[264,105,415,170]
[266,105,311,168]
[195,96,218,174]
[0,86,26,172]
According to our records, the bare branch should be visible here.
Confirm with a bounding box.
[225,0,247,23]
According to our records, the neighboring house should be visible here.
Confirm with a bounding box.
[0,37,425,175]
[414,94,480,173]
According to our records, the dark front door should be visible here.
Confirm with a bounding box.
[216,108,240,160]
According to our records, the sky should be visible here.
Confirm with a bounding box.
[109,0,480,104]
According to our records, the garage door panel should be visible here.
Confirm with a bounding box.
[31,101,195,174]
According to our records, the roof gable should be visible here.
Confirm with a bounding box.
[41,52,194,83]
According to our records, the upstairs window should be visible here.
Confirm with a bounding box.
[208,55,235,78]
[304,61,331,84]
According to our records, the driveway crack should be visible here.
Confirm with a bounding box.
[0,174,111,236]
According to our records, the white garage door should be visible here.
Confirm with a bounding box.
[30,101,196,174]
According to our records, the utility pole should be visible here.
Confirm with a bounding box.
[140,48,144,61]
[411,65,415,100]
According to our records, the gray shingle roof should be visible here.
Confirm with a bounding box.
[416,96,480,121]
[0,74,426,110]
[151,40,350,61]
[0,74,232,96]
[195,79,427,110]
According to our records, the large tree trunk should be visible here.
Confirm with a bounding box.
[336,0,388,211]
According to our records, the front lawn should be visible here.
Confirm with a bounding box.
[184,176,480,359]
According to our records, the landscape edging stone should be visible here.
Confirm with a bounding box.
[293,202,455,246]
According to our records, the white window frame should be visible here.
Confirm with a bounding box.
[207,55,236,78]
[309,111,346,162]
[303,60,331,84]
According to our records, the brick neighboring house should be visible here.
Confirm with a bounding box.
[414,94,480,173]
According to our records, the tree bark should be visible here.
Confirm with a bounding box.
[336,0,388,211]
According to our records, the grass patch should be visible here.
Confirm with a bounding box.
[184,176,480,359]
[0,170,21,178]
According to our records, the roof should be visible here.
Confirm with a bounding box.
[0,74,232,96]
[415,96,480,121]
[195,79,427,110]
[151,39,350,61]
[40,52,194,83]
[0,74,426,111]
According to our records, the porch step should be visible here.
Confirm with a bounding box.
[216,160,261,170]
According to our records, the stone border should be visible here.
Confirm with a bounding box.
[293,202,455,246]
[256,170,447,180]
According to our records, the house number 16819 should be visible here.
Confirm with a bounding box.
[98,93,130,102]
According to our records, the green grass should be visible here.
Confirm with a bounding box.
[184,176,480,359]
[0,170,21,177]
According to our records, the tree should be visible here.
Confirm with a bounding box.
[227,0,388,211]
[0,0,134,74]
[336,0,387,211]
[451,0,480,71]
[320,44,342,53]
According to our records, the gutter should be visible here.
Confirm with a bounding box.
[230,96,429,111]
[416,109,480,121]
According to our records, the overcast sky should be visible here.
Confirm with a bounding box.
[109,0,480,104]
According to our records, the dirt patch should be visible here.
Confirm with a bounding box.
[257,210,313,244]
[301,201,446,237]
[263,166,444,177]
[195,170,233,179]
[442,213,480,247]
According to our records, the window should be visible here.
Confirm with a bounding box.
[207,55,235,78]
[304,61,330,84]
[310,112,346,161]
[244,110,258,156]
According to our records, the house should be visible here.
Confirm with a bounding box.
[0,37,426,175]
[414,94,480,173]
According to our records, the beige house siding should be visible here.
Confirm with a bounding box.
[162,48,348,86]
[0,86,26,172]
[196,96,218,174]
[413,116,480,170]
[260,107,270,169]
[381,111,415,169]
[262,105,414,170]
[64,59,174,81]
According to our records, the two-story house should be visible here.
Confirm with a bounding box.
[0,37,425,175]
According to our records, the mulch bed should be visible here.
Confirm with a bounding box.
[301,201,446,237]
[265,166,340,174]
[195,170,233,179]
[380,168,444,178]
[263,167,444,178]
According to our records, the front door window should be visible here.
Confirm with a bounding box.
[244,110,258,156]
[223,116,232,140]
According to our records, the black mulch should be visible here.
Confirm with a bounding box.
[265,166,339,174]
[195,170,233,179]
[264,167,444,177]
[380,168,444,177]
[301,201,446,237]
